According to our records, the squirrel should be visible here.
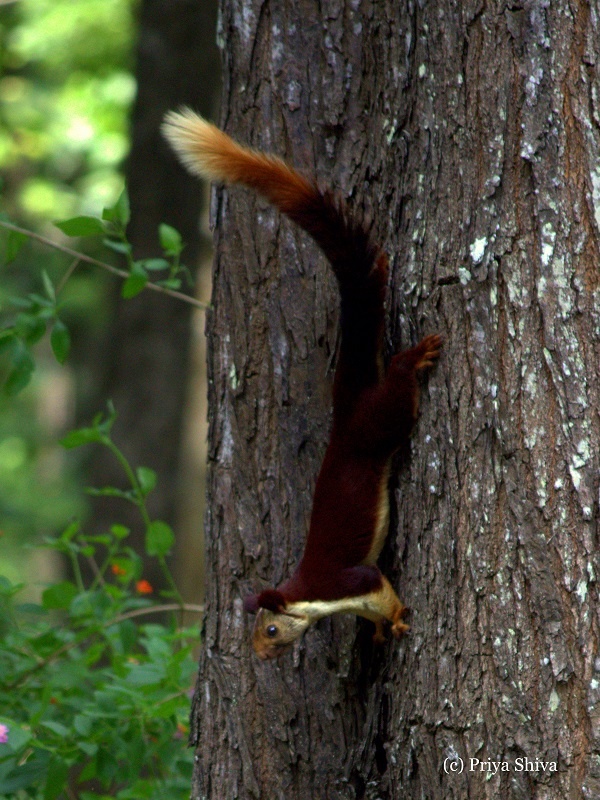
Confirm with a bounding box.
[163,109,441,660]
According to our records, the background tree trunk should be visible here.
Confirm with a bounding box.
[191,1,600,798]
[82,0,220,596]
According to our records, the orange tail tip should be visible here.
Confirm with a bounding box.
[162,108,318,219]
[162,108,242,182]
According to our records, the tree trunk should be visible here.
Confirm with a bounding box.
[191,1,600,798]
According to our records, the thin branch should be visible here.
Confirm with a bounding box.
[112,603,204,624]
[57,257,81,295]
[155,689,190,707]
[0,219,209,311]
[85,553,106,587]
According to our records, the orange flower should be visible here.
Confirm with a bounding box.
[174,722,187,740]
[111,563,127,576]
[136,579,153,594]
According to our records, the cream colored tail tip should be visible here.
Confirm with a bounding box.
[161,108,228,181]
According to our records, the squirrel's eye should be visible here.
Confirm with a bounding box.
[266,625,278,638]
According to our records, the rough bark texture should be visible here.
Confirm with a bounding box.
[191,1,600,798]
[82,0,219,593]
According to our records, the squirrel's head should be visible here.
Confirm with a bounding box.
[244,590,310,660]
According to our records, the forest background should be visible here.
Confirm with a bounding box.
[0,1,219,797]
[0,0,218,609]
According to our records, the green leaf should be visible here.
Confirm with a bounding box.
[145,520,175,557]
[50,319,71,364]
[59,521,80,543]
[42,581,78,610]
[5,347,34,396]
[101,187,130,228]
[85,533,111,545]
[115,187,130,226]
[41,270,56,303]
[60,426,104,449]
[122,263,148,299]
[22,292,54,310]
[73,715,92,737]
[138,258,169,271]
[5,366,33,396]
[115,617,138,653]
[0,327,16,353]
[101,203,116,223]
[0,576,24,597]
[159,223,183,256]
[77,741,97,757]
[54,216,106,237]
[4,230,27,264]
[103,237,132,255]
[2,723,32,751]
[97,746,120,784]
[15,602,45,615]
[8,296,31,310]
[136,467,157,497]
[40,720,70,738]
[15,313,46,345]
[44,756,69,800]
[125,663,165,687]
[78,761,97,783]
[110,524,130,540]
[0,750,50,793]
[158,278,182,290]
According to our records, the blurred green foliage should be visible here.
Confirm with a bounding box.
[0,0,136,222]
[0,411,198,800]
[0,0,137,574]
[0,7,203,798]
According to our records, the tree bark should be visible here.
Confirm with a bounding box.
[192,1,600,798]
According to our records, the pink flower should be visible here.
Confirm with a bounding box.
[0,724,8,744]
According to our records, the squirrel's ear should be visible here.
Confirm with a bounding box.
[257,589,287,612]
[244,589,287,614]
[244,594,260,614]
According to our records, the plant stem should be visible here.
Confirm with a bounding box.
[103,437,152,528]
[69,549,85,593]
[112,603,204,624]
[158,555,185,608]
[101,436,186,607]
[0,219,208,310]
[56,257,81,295]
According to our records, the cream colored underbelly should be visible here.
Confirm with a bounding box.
[362,459,391,565]
[286,575,399,624]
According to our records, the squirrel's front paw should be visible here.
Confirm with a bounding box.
[391,605,410,638]
[414,334,442,371]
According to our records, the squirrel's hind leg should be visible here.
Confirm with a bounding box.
[363,576,410,643]
[349,334,442,456]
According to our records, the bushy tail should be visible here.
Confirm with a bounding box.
[163,109,387,396]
